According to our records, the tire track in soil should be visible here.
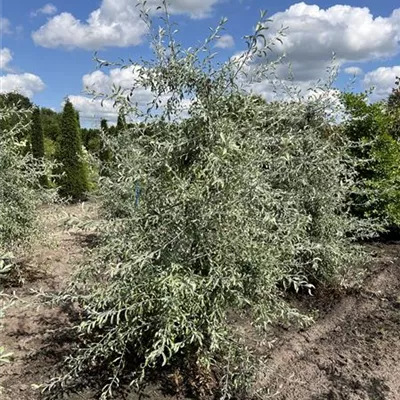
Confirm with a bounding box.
[254,243,400,400]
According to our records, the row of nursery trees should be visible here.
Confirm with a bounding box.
[0,92,129,201]
[1,6,400,399]
[2,81,400,226]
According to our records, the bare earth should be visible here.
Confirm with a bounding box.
[1,203,400,400]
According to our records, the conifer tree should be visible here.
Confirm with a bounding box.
[100,118,108,132]
[56,99,89,201]
[31,107,48,186]
[31,107,45,159]
[116,111,126,133]
[388,76,400,110]
[99,118,112,174]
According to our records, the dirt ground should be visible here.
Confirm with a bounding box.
[1,203,400,400]
[0,203,97,400]
[253,243,400,400]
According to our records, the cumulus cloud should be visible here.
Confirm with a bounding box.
[32,0,223,50]
[0,48,13,71]
[260,3,400,83]
[31,3,58,17]
[83,68,155,104]
[344,66,364,76]
[215,34,235,49]
[229,3,400,102]
[72,64,195,122]
[161,0,222,19]
[69,67,153,122]
[69,95,119,122]
[0,73,46,98]
[363,66,400,101]
[0,47,45,98]
[32,0,148,50]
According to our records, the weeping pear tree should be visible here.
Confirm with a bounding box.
[1,104,54,365]
[0,105,50,252]
[44,3,370,399]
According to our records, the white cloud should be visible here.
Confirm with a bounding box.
[0,73,46,98]
[158,0,222,19]
[72,64,195,122]
[68,95,119,122]
[32,0,148,50]
[31,3,58,17]
[261,3,400,82]
[1,17,12,34]
[83,68,154,105]
[344,66,363,76]
[215,34,235,49]
[67,67,142,122]
[72,67,156,121]
[32,0,223,50]
[362,66,400,101]
[229,3,400,102]
[0,47,45,98]
[0,48,13,71]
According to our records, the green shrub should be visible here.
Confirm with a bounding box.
[56,99,89,201]
[44,6,370,399]
[341,92,400,228]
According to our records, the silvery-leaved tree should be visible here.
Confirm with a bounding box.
[43,2,371,399]
[0,102,54,370]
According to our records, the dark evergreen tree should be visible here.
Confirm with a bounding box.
[116,111,126,133]
[41,107,61,142]
[56,99,89,201]
[100,118,108,132]
[388,76,400,110]
[31,107,48,186]
[31,108,45,159]
[81,127,101,153]
[388,77,400,140]
[40,107,61,159]
[99,118,112,175]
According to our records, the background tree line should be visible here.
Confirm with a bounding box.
[0,93,130,201]
[1,79,400,232]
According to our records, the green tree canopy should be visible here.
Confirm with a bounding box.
[341,92,400,228]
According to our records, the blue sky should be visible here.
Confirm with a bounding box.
[1,0,400,126]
